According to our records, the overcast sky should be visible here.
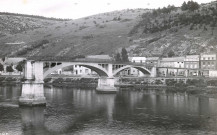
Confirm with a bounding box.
[0,0,214,19]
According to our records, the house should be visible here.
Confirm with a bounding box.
[184,55,200,69]
[73,65,92,76]
[145,57,160,67]
[200,53,216,70]
[159,57,185,68]
[129,57,146,64]
[200,53,217,77]
[184,55,200,76]
[158,57,185,77]
[129,56,146,76]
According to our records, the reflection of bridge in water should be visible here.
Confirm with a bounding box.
[19,57,157,106]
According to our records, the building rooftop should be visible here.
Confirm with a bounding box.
[185,55,200,58]
[146,57,159,61]
[161,57,185,62]
[86,55,112,60]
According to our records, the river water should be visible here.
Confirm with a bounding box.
[1,85,217,135]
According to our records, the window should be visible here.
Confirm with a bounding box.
[212,57,214,60]
[203,62,206,65]
[140,60,142,63]
[208,57,210,60]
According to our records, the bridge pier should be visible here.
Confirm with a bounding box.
[96,77,118,93]
[19,61,46,106]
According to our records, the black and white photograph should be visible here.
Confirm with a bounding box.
[1,0,217,134]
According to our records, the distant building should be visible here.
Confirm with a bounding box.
[184,55,200,77]
[145,57,160,67]
[209,70,217,78]
[200,53,217,77]
[73,65,92,75]
[200,53,217,70]
[129,57,146,64]
[158,57,185,77]
[160,57,185,68]
[129,56,146,76]
[184,55,200,69]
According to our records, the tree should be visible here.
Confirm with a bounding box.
[121,48,129,62]
[6,65,14,74]
[16,61,24,74]
[0,63,4,72]
[190,1,199,11]
[2,57,5,62]
[181,1,188,11]
[115,53,122,62]
[168,50,175,57]
[181,1,199,11]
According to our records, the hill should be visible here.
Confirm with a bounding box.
[0,9,148,57]
[1,1,217,58]
[127,1,217,57]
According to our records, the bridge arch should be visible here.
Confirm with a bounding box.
[43,62,109,78]
[113,65,151,76]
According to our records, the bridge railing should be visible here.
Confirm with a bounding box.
[25,56,154,66]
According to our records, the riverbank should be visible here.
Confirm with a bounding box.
[2,76,217,98]
[44,77,98,88]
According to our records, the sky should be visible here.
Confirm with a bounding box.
[0,0,214,19]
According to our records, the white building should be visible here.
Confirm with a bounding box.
[73,65,93,76]
[158,57,185,77]
[129,57,146,64]
[209,70,217,78]
[129,56,146,76]
[159,57,185,68]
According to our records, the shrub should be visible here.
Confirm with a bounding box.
[0,77,6,82]
[166,79,177,86]
[186,79,207,87]
[155,79,163,85]
[44,78,52,83]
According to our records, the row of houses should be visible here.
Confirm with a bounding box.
[129,52,217,77]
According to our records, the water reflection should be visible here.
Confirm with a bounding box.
[1,85,217,134]
[20,107,48,135]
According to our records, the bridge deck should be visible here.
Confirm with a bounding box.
[26,56,153,66]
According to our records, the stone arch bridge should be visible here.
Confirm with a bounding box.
[19,58,156,106]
